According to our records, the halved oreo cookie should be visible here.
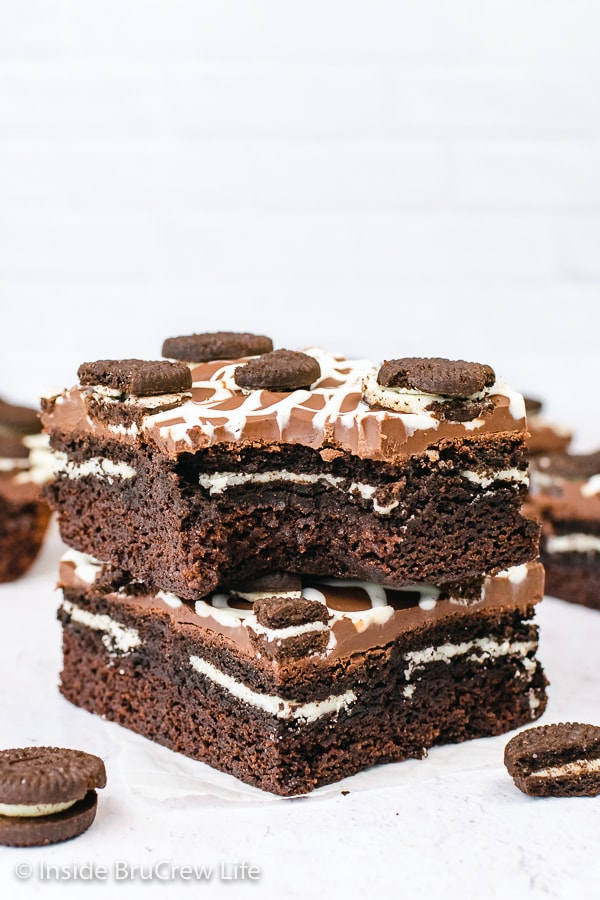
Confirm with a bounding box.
[234,350,321,392]
[504,723,600,797]
[78,359,192,396]
[377,357,496,397]
[0,746,107,846]
[162,332,273,362]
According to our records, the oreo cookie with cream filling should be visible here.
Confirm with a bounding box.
[0,747,106,846]
[363,356,496,419]
[504,723,600,797]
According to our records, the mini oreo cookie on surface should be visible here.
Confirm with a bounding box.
[234,349,321,392]
[377,357,496,397]
[0,747,106,846]
[504,723,600,798]
[78,359,192,397]
[162,332,273,362]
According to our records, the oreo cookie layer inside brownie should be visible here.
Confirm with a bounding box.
[527,450,600,610]
[57,550,547,795]
[42,349,539,599]
[0,397,52,583]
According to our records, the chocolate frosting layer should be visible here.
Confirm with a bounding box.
[42,350,527,464]
[59,554,544,662]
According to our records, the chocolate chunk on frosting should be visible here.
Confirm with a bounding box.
[235,350,321,392]
[78,359,192,397]
[377,358,496,397]
[162,332,273,363]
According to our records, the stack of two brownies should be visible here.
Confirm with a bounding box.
[41,333,547,795]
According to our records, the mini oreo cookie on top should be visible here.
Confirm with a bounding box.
[234,349,321,392]
[78,359,192,396]
[0,747,107,846]
[162,332,273,363]
[362,356,497,421]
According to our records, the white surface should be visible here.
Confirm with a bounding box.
[1,523,600,899]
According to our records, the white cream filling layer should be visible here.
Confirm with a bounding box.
[532,758,600,779]
[60,598,141,654]
[0,799,77,818]
[53,451,136,482]
[248,620,329,641]
[403,637,537,680]
[546,534,600,554]
[189,655,356,722]
[460,468,529,489]
[198,469,401,516]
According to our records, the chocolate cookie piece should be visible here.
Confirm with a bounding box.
[163,332,273,362]
[0,747,106,846]
[253,595,330,629]
[78,359,192,397]
[0,398,41,434]
[377,357,496,397]
[504,723,600,797]
[234,350,321,392]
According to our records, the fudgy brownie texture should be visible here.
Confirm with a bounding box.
[45,433,538,600]
[58,576,547,796]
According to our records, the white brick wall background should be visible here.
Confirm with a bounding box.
[0,1,598,447]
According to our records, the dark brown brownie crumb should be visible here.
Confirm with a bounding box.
[235,350,321,392]
[163,332,273,362]
[504,723,600,797]
[78,359,192,396]
[253,595,330,629]
[377,358,496,397]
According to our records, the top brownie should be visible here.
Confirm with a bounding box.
[41,335,527,464]
[41,336,539,594]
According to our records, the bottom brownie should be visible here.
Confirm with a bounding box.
[57,552,548,795]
